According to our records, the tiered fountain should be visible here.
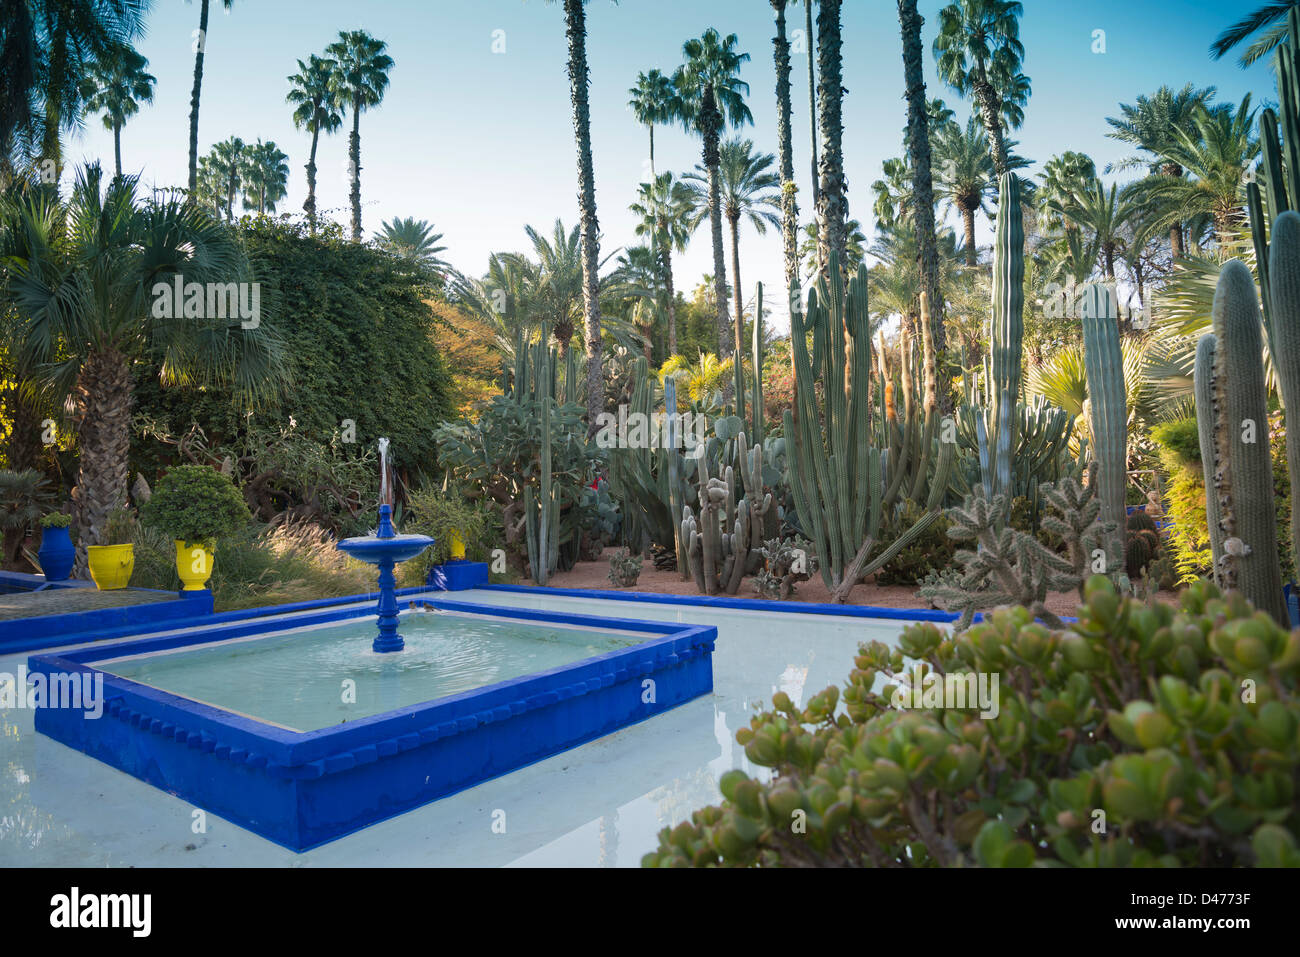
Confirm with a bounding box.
[335,439,434,652]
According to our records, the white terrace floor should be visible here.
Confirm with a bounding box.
[0,588,915,867]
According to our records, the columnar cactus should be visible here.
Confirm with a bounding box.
[1268,212,1300,578]
[782,250,954,601]
[987,172,1024,502]
[1193,334,1226,582]
[752,282,765,446]
[1079,282,1127,581]
[1206,261,1287,625]
[524,326,558,585]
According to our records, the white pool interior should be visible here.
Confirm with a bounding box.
[1,588,922,867]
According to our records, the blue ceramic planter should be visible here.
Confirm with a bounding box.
[37,525,75,582]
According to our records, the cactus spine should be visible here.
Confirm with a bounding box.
[988,172,1025,503]
[1080,282,1127,578]
[1208,261,1287,625]
[1193,334,1226,582]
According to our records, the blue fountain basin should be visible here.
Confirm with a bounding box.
[336,534,435,565]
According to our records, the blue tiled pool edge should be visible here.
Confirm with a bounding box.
[28,598,715,851]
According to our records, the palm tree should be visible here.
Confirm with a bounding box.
[1126,95,1260,249]
[80,42,154,179]
[897,0,948,367]
[627,69,675,177]
[1106,84,1217,256]
[0,165,286,564]
[934,115,996,265]
[376,217,449,276]
[683,138,781,374]
[871,157,915,230]
[629,172,693,354]
[813,0,847,272]
[793,0,820,207]
[186,0,236,194]
[1037,150,1096,236]
[933,0,1030,176]
[551,0,607,428]
[1054,177,1138,281]
[769,0,803,330]
[326,29,394,242]
[197,136,245,220]
[518,219,585,356]
[673,29,753,373]
[287,54,342,234]
[240,139,289,215]
[800,218,866,278]
[1211,0,1300,65]
[1,0,149,175]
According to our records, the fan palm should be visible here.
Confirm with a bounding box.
[80,41,154,178]
[239,139,288,215]
[933,0,1030,176]
[286,53,342,233]
[1105,84,1217,255]
[0,164,286,562]
[326,29,394,242]
[2,0,148,173]
[1037,151,1095,235]
[629,171,693,354]
[186,0,236,193]
[627,68,675,177]
[871,157,914,231]
[682,138,780,362]
[672,28,752,368]
[198,136,244,220]
[1026,336,1151,452]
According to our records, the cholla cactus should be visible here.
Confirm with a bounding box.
[752,535,817,599]
[919,464,1114,632]
[607,547,643,587]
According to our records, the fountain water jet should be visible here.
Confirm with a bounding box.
[335,439,434,652]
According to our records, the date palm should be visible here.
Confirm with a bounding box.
[186,0,236,194]
[871,157,915,231]
[1052,177,1138,281]
[326,29,394,242]
[683,138,780,373]
[80,42,154,178]
[933,0,1030,176]
[376,217,449,277]
[1105,84,1217,256]
[629,172,693,355]
[240,139,289,215]
[934,115,996,265]
[1,164,286,567]
[287,54,342,234]
[800,218,866,279]
[1037,150,1095,236]
[627,68,675,177]
[1,0,149,174]
[673,28,752,373]
[1211,0,1300,65]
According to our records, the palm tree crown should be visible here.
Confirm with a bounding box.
[627,68,675,175]
[80,41,155,178]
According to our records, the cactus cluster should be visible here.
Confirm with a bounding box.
[783,251,954,603]
[643,577,1300,868]
[750,535,817,600]
[607,546,643,587]
[681,431,770,595]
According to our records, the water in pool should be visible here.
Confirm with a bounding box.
[99,609,646,732]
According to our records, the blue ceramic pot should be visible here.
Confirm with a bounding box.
[37,525,75,582]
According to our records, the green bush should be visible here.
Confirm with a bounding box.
[874,502,956,587]
[643,577,1300,868]
[140,465,251,548]
[1150,417,1201,468]
[398,487,493,587]
[39,512,70,528]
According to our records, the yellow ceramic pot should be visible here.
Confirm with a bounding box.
[449,528,466,561]
[175,540,215,591]
[87,544,134,590]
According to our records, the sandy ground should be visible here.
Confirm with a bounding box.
[518,548,1176,618]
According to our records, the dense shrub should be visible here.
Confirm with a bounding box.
[139,465,251,547]
[874,502,956,587]
[398,487,494,586]
[643,577,1300,867]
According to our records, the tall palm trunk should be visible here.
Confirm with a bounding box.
[728,210,746,418]
[960,204,977,266]
[348,106,362,241]
[815,0,847,277]
[304,126,320,233]
[805,0,819,207]
[700,84,733,379]
[773,0,801,310]
[563,0,605,429]
[71,348,132,575]
[897,0,947,404]
[112,121,122,178]
[664,246,678,356]
[187,0,210,194]
[648,125,655,179]
[1161,162,1185,256]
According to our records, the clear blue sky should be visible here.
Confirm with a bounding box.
[63,0,1274,332]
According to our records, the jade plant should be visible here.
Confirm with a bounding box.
[643,577,1300,868]
[140,465,251,549]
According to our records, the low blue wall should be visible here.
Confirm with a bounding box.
[0,587,214,655]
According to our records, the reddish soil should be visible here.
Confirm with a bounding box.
[518,549,1178,618]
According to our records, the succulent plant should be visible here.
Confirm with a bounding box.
[607,547,643,587]
[643,576,1300,868]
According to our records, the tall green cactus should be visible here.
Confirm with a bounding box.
[1079,282,1127,578]
[987,172,1025,502]
[783,250,954,602]
[1206,261,1287,625]
[1269,211,1300,577]
[752,282,765,446]
[522,325,558,585]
